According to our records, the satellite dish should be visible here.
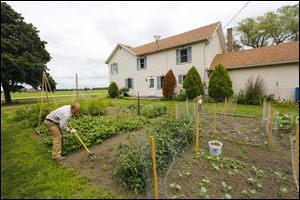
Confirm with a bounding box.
[154,35,160,48]
[154,34,161,41]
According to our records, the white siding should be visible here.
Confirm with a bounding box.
[228,63,299,100]
[107,33,224,97]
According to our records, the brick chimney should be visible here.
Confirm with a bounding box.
[227,28,233,52]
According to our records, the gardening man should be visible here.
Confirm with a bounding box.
[44,103,80,161]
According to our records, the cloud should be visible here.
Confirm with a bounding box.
[6,1,298,89]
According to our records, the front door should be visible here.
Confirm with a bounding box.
[148,78,155,96]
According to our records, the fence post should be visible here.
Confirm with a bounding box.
[186,98,189,117]
[213,104,217,138]
[137,92,140,116]
[43,71,50,112]
[175,102,178,120]
[76,73,79,102]
[196,96,200,157]
[268,107,275,150]
[224,97,227,122]
[293,122,299,186]
[150,136,158,199]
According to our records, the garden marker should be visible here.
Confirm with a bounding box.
[213,104,217,138]
[293,122,299,190]
[268,107,275,150]
[69,123,96,161]
[224,97,227,122]
[150,135,158,199]
[186,98,189,117]
[196,96,200,158]
[175,102,178,120]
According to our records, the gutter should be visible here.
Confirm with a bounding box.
[207,60,299,71]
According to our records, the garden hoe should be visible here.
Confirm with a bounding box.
[70,124,96,161]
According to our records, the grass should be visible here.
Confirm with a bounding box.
[1,109,117,199]
[1,89,107,99]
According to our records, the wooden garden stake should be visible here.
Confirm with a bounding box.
[224,97,227,122]
[186,98,189,116]
[150,136,158,199]
[213,104,217,138]
[196,96,200,157]
[137,92,140,116]
[43,72,50,112]
[268,107,275,150]
[76,73,79,102]
[175,102,178,120]
[293,122,299,186]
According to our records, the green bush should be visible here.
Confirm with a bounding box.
[108,82,119,98]
[119,88,130,97]
[113,117,194,193]
[183,66,204,99]
[208,63,233,102]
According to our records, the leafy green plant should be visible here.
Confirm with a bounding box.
[113,118,194,193]
[141,104,167,118]
[40,114,146,155]
[108,82,119,98]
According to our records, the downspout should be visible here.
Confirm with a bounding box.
[204,38,210,94]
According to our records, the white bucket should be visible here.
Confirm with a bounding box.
[208,141,223,156]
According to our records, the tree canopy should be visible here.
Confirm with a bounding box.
[1,2,55,103]
[236,3,299,48]
[162,69,177,99]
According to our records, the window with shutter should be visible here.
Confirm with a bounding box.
[187,46,192,62]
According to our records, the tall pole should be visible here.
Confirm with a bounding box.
[137,92,140,116]
[150,136,158,199]
[76,73,79,102]
[268,107,275,150]
[196,96,200,157]
[224,97,227,122]
[43,72,50,112]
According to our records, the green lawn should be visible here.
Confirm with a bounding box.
[1,107,116,199]
[1,89,107,99]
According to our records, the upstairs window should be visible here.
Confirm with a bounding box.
[176,46,192,64]
[111,63,118,74]
[137,57,147,70]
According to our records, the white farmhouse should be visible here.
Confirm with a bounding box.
[106,22,299,100]
[105,22,226,97]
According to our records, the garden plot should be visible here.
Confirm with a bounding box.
[158,114,299,199]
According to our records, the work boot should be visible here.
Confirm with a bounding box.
[53,156,66,161]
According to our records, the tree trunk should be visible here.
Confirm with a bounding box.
[2,81,12,104]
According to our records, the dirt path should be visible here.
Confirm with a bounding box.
[60,130,146,199]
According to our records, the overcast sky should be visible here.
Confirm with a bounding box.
[6,1,298,89]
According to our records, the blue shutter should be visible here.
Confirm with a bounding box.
[178,75,183,84]
[111,64,113,74]
[125,79,128,88]
[187,47,192,62]
[137,58,140,70]
[116,64,118,74]
[144,57,147,69]
[157,76,161,89]
[176,49,180,64]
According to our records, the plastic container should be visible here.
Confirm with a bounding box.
[208,141,223,156]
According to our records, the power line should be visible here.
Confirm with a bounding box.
[224,1,250,29]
